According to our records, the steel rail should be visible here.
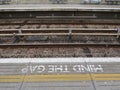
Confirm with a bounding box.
[36,16,97,19]
[0,28,117,34]
[0,43,119,48]
[0,28,117,32]
[0,33,120,37]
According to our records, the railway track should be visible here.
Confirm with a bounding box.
[0,28,119,36]
[0,28,120,48]
[0,17,119,57]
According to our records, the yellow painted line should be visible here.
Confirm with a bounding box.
[25,74,90,82]
[92,74,120,81]
[0,74,90,82]
[0,74,120,82]
[0,75,25,82]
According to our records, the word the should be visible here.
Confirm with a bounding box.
[21,64,103,73]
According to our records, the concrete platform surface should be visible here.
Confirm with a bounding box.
[0,4,120,12]
[0,58,120,90]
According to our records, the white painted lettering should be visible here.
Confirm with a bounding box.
[55,65,63,72]
[37,65,45,73]
[21,64,104,74]
[48,65,55,73]
[21,66,29,73]
[94,65,103,72]
[63,65,70,72]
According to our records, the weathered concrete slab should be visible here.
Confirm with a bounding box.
[0,58,120,90]
[21,81,94,90]
[86,58,120,90]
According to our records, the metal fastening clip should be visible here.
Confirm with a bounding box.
[117,28,120,39]
[68,29,72,40]
[18,29,22,34]
[13,33,16,37]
